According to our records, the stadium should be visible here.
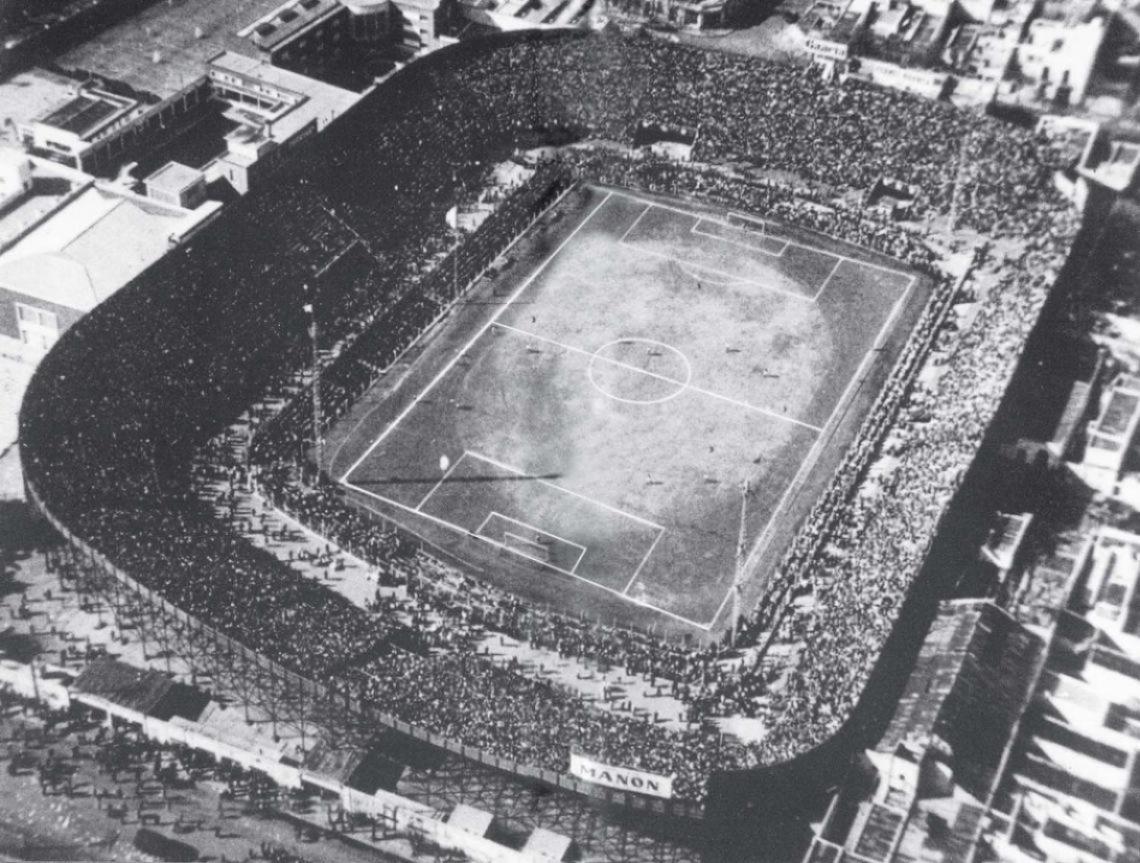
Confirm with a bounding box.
[19,27,1080,862]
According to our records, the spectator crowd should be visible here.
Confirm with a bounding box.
[20,28,1079,805]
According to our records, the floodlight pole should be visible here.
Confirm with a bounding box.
[304,288,323,474]
[949,131,971,232]
[731,479,749,646]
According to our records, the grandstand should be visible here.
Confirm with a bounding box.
[18,27,1079,859]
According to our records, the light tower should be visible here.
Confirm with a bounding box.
[303,286,323,473]
[730,479,750,645]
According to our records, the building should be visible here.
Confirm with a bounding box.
[0,68,157,176]
[805,600,1046,863]
[207,51,361,193]
[1001,346,1102,470]
[979,512,1036,602]
[796,0,1112,110]
[1071,372,1140,497]
[458,0,598,30]
[145,162,208,209]
[941,22,1019,106]
[0,152,220,360]
[997,12,1109,108]
[1081,137,1140,192]
[987,526,1140,863]
[0,0,420,182]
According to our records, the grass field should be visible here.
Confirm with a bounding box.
[333,185,922,631]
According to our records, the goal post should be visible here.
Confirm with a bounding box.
[502,531,552,563]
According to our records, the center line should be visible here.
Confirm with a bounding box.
[492,322,822,433]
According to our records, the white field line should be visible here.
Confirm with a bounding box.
[618,204,652,244]
[342,479,708,628]
[691,219,789,258]
[339,190,616,484]
[622,528,665,595]
[479,509,589,564]
[492,322,823,434]
[415,450,468,511]
[702,269,918,628]
[607,188,913,282]
[464,449,665,531]
[812,258,846,302]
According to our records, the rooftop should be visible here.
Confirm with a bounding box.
[241,0,343,53]
[52,0,322,100]
[209,51,360,139]
[146,160,204,193]
[0,68,82,138]
[881,600,1044,800]
[0,157,90,251]
[981,511,1033,572]
[0,182,220,312]
[71,658,175,716]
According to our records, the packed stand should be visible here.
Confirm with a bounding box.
[20,28,1079,805]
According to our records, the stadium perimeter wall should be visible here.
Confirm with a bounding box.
[17,25,1077,842]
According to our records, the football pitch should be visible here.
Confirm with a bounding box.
[334,186,924,631]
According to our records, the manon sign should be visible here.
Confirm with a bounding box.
[569,753,674,799]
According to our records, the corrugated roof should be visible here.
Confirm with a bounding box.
[72,658,174,715]
[880,600,1044,801]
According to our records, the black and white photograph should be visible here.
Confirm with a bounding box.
[0,0,1132,858]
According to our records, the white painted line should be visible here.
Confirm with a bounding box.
[618,242,815,304]
[727,211,775,234]
[464,449,665,530]
[831,254,916,278]
[622,528,665,595]
[703,269,919,628]
[342,478,709,629]
[478,510,588,562]
[607,188,912,282]
[415,450,467,512]
[493,322,824,433]
[328,183,577,479]
[339,190,616,485]
[691,220,788,258]
[618,204,652,244]
[812,258,845,302]
[474,510,495,535]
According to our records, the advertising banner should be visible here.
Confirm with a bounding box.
[569,753,673,799]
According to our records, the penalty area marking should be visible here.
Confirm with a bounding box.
[609,188,914,296]
[691,218,790,258]
[475,510,588,574]
[620,241,816,304]
[341,470,695,627]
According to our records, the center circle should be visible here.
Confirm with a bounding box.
[587,338,692,405]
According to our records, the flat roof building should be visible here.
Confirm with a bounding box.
[0,154,220,360]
